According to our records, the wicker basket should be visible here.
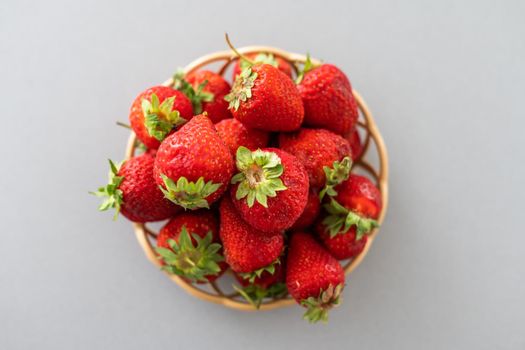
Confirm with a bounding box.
[125,46,389,311]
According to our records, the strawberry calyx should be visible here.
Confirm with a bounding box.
[234,282,287,309]
[231,146,287,208]
[323,198,379,239]
[155,227,224,283]
[301,284,344,323]
[319,157,352,200]
[238,257,281,284]
[295,53,318,84]
[173,69,214,115]
[224,67,258,111]
[239,52,279,71]
[142,93,187,141]
[159,174,221,210]
[90,159,124,220]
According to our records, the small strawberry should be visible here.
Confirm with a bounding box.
[286,232,345,323]
[232,52,292,80]
[279,128,352,189]
[290,190,321,230]
[233,263,287,309]
[154,114,234,210]
[129,86,194,149]
[155,210,226,283]
[219,197,284,278]
[174,69,232,123]
[230,147,309,232]
[91,154,179,222]
[346,128,363,161]
[315,220,367,260]
[297,60,358,136]
[215,118,269,155]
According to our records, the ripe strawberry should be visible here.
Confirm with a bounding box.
[154,114,234,210]
[232,52,292,80]
[346,128,363,161]
[233,263,287,309]
[155,210,226,283]
[91,154,179,222]
[297,61,358,136]
[290,190,321,230]
[174,69,232,123]
[279,128,352,188]
[219,197,284,278]
[129,86,193,149]
[315,219,367,260]
[230,147,309,232]
[215,118,269,154]
[225,64,304,131]
[286,232,345,323]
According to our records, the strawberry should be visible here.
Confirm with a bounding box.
[225,64,304,131]
[290,190,321,230]
[155,210,226,283]
[154,114,234,210]
[315,219,367,260]
[346,128,363,161]
[215,118,269,154]
[174,69,232,123]
[279,128,352,189]
[91,154,179,222]
[129,86,194,149]
[286,232,345,323]
[233,262,287,309]
[230,147,309,232]
[232,52,292,80]
[219,197,284,278]
[297,60,358,136]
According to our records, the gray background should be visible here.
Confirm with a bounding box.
[1,0,524,349]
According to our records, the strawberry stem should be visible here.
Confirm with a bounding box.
[225,33,255,66]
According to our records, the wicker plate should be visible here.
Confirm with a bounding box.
[125,47,389,311]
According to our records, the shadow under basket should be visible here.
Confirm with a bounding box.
[125,46,390,311]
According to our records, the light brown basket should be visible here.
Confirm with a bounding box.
[125,46,389,311]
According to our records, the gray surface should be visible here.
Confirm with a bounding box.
[1,0,524,349]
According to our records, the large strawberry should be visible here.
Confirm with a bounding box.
[279,128,352,189]
[290,190,321,230]
[230,147,309,232]
[155,210,226,283]
[225,64,304,131]
[219,197,284,279]
[154,114,234,210]
[174,69,232,123]
[215,118,269,154]
[91,154,179,222]
[232,52,292,80]
[286,232,345,323]
[233,262,287,309]
[129,86,193,149]
[297,60,358,136]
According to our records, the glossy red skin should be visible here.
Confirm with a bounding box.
[297,64,358,136]
[118,153,180,222]
[279,128,352,188]
[346,129,363,161]
[215,118,269,154]
[231,148,309,232]
[315,219,367,260]
[186,70,232,123]
[156,210,226,283]
[334,174,382,218]
[232,53,293,80]
[219,197,284,273]
[230,64,304,131]
[129,86,194,149]
[154,114,234,207]
[290,190,321,230]
[286,232,345,303]
[234,262,285,289]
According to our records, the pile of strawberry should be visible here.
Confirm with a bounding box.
[93,40,382,323]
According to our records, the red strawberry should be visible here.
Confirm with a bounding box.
[174,70,232,123]
[129,86,193,149]
[297,62,358,136]
[154,114,234,210]
[219,197,284,278]
[232,52,292,80]
[215,118,269,154]
[155,210,226,283]
[315,219,367,260]
[290,190,321,230]
[286,232,345,323]
[279,128,352,188]
[225,64,304,131]
[233,263,287,309]
[91,154,179,222]
[230,147,309,232]
[346,128,363,161]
